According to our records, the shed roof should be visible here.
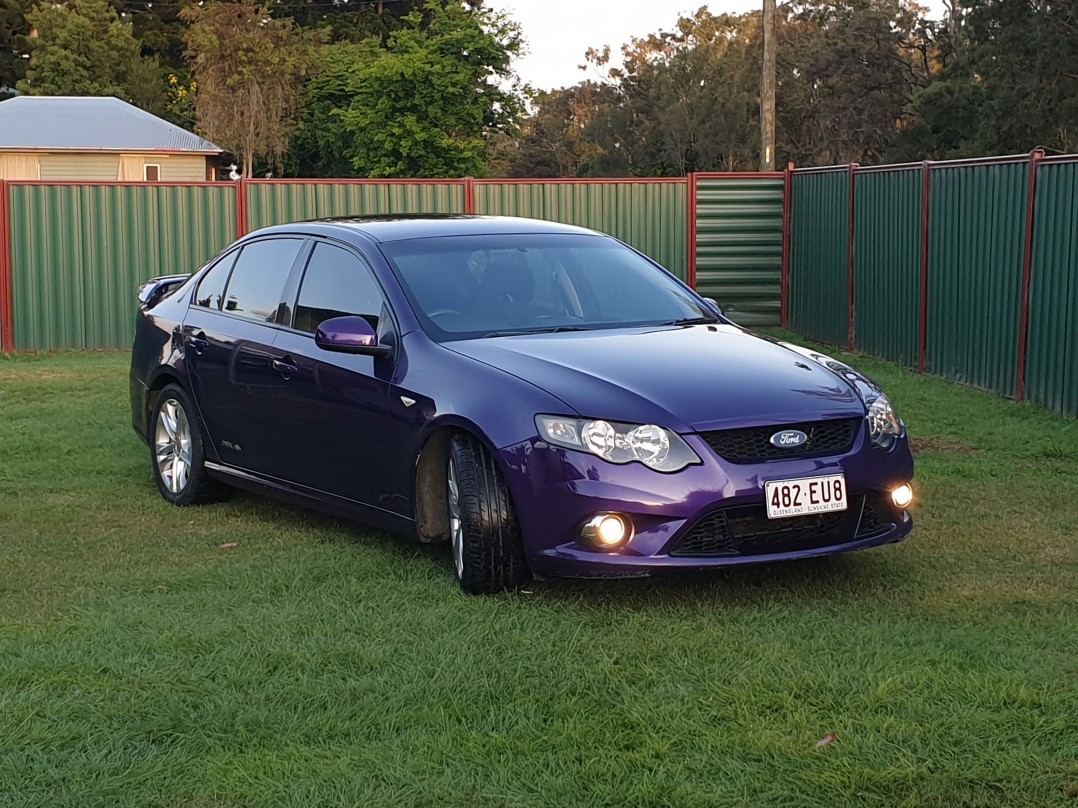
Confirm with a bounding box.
[0,96,222,153]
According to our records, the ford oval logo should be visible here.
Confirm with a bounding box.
[770,429,808,448]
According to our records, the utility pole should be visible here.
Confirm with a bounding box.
[761,0,777,171]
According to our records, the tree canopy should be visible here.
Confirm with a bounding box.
[2,0,1075,174]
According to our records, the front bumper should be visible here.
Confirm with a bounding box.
[500,429,914,579]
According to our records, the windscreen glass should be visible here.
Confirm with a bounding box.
[380,234,713,341]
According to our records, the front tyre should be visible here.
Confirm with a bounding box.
[447,434,529,595]
[151,384,224,506]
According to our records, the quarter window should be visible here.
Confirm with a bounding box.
[294,243,385,333]
[193,251,237,310]
[221,238,304,323]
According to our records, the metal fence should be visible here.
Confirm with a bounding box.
[787,152,1078,417]
[0,174,790,353]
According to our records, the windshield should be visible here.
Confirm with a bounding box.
[379,233,716,341]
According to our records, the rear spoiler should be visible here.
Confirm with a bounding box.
[137,274,190,308]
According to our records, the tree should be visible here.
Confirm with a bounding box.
[897,0,1078,158]
[182,0,323,178]
[777,0,933,165]
[16,0,141,97]
[1,0,35,94]
[284,42,380,178]
[339,0,525,178]
[508,83,609,177]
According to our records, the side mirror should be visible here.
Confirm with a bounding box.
[315,315,391,357]
[703,297,724,318]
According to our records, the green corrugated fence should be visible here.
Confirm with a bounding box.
[1026,160,1078,416]
[693,175,784,325]
[853,168,922,368]
[474,180,688,281]
[245,181,466,230]
[788,169,850,346]
[8,184,237,350]
[927,161,1029,397]
[787,153,1078,417]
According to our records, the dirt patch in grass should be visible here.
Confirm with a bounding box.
[910,435,979,455]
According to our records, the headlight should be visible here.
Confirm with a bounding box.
[781,342,905,450]
[535,415,701,472]
[867,394,903,449]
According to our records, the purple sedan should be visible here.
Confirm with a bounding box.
[131,216,914,594]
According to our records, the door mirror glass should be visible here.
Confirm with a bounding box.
[315,316,390,356]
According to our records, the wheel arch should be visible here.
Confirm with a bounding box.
[413,418,510,544]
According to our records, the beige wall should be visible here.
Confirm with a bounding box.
[0,153,40,180]
[0,151,213,181]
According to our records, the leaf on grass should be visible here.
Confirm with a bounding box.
[155,585,170,594]
[218,542,239,550]
[815,732,838,748]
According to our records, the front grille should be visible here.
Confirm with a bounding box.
[668,493,898,558]
[699,418,861,464]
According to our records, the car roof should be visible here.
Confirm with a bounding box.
[248,215,603,244]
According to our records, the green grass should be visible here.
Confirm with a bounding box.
[0,347,1075,807]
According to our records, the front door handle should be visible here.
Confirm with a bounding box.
[272,358,298,378]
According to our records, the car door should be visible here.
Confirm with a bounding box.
[266,240,410,513]
[182,236,306,474]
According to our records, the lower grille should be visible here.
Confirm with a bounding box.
[668,494,898,558]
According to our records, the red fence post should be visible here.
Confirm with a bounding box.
[847,164,858,351]
[918,162,932,374]
[687,173,697,288]
[1015,149,1045,402]
[235,178,248,238]
[781,162,793,328]
[463,177,475,215]
[0,179,12,352]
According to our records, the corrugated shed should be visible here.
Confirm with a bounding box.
[0,96,221,153]
[9,184,236,350]
[854,169,922,367]
[788,170,849,345]
[693,175,783,325]
[246,182,466,230]
[473,181,688,281]
[926,162,1028,397]
[1025,161,1078,416]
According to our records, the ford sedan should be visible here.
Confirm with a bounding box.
[131,216,914,594]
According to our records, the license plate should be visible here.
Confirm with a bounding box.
[765,474,847,519]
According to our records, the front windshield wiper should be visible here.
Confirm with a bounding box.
[485,325,596,338]
[656,316,719,326]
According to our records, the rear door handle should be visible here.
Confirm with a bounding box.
[186,332,210,354]
[272,358,298,377]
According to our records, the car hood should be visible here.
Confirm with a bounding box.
[445,324,865,433]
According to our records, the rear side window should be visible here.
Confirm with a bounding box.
[221,238,304,323]
[294,243,385,333]
[193,251,237,310]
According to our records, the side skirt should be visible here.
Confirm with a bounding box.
[205,461,417,540]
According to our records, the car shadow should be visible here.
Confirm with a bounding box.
[219,490,916,611]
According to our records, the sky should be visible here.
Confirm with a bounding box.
[483,0,949,92]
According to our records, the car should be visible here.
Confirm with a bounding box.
[130,215,914,594]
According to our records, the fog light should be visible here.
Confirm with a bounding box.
[581,513,632,549]
[891,484,913,509]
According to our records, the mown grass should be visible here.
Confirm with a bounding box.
[0,346,1075,807]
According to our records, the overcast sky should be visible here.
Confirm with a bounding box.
[484,0,949,92]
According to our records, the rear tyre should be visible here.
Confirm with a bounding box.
[447,434,529,595]
[150,384,225,506]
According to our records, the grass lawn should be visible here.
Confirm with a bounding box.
[0,345,1075,807]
